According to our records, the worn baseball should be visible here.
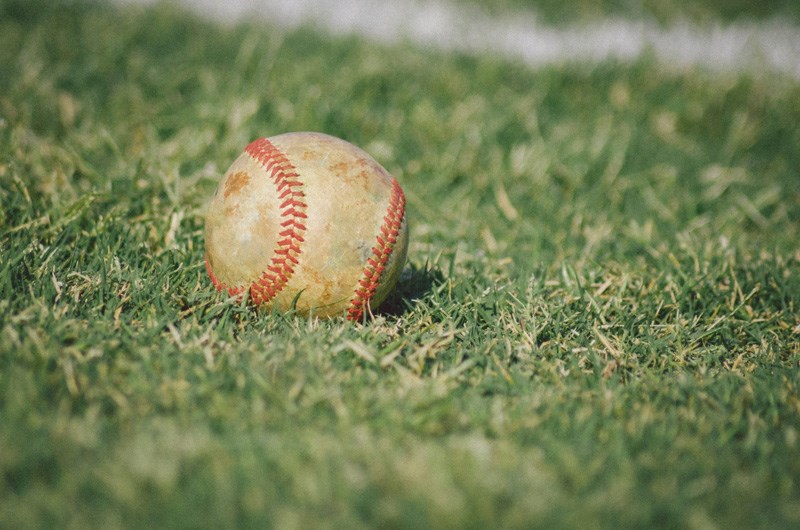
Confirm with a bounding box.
[204,132,409,320]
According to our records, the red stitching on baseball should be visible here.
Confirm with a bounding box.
[346,178,405,321]
[205,256,246,296]
[206,138,306,306]
[245,138,307,306]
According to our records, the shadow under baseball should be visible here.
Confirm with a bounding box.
[375,261,445,318]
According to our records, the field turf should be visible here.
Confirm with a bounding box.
[1,0,799,527]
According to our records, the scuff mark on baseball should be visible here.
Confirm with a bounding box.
[204,132,409,320]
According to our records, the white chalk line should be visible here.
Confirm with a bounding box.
[115,0,800,79]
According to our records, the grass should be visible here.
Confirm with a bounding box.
[1,0,800,527]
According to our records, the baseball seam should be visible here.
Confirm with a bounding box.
[206,138,307,305]
[346,178,406,322]
[206,258,245,296]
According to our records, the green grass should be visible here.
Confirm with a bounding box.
[2,0,800,527]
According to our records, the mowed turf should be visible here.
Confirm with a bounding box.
[1,1,799,527]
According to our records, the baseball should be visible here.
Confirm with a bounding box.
[204,132,409,320]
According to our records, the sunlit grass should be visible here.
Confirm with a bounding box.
[1,1,799,527]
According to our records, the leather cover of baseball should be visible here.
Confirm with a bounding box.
[204,132,409,320]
